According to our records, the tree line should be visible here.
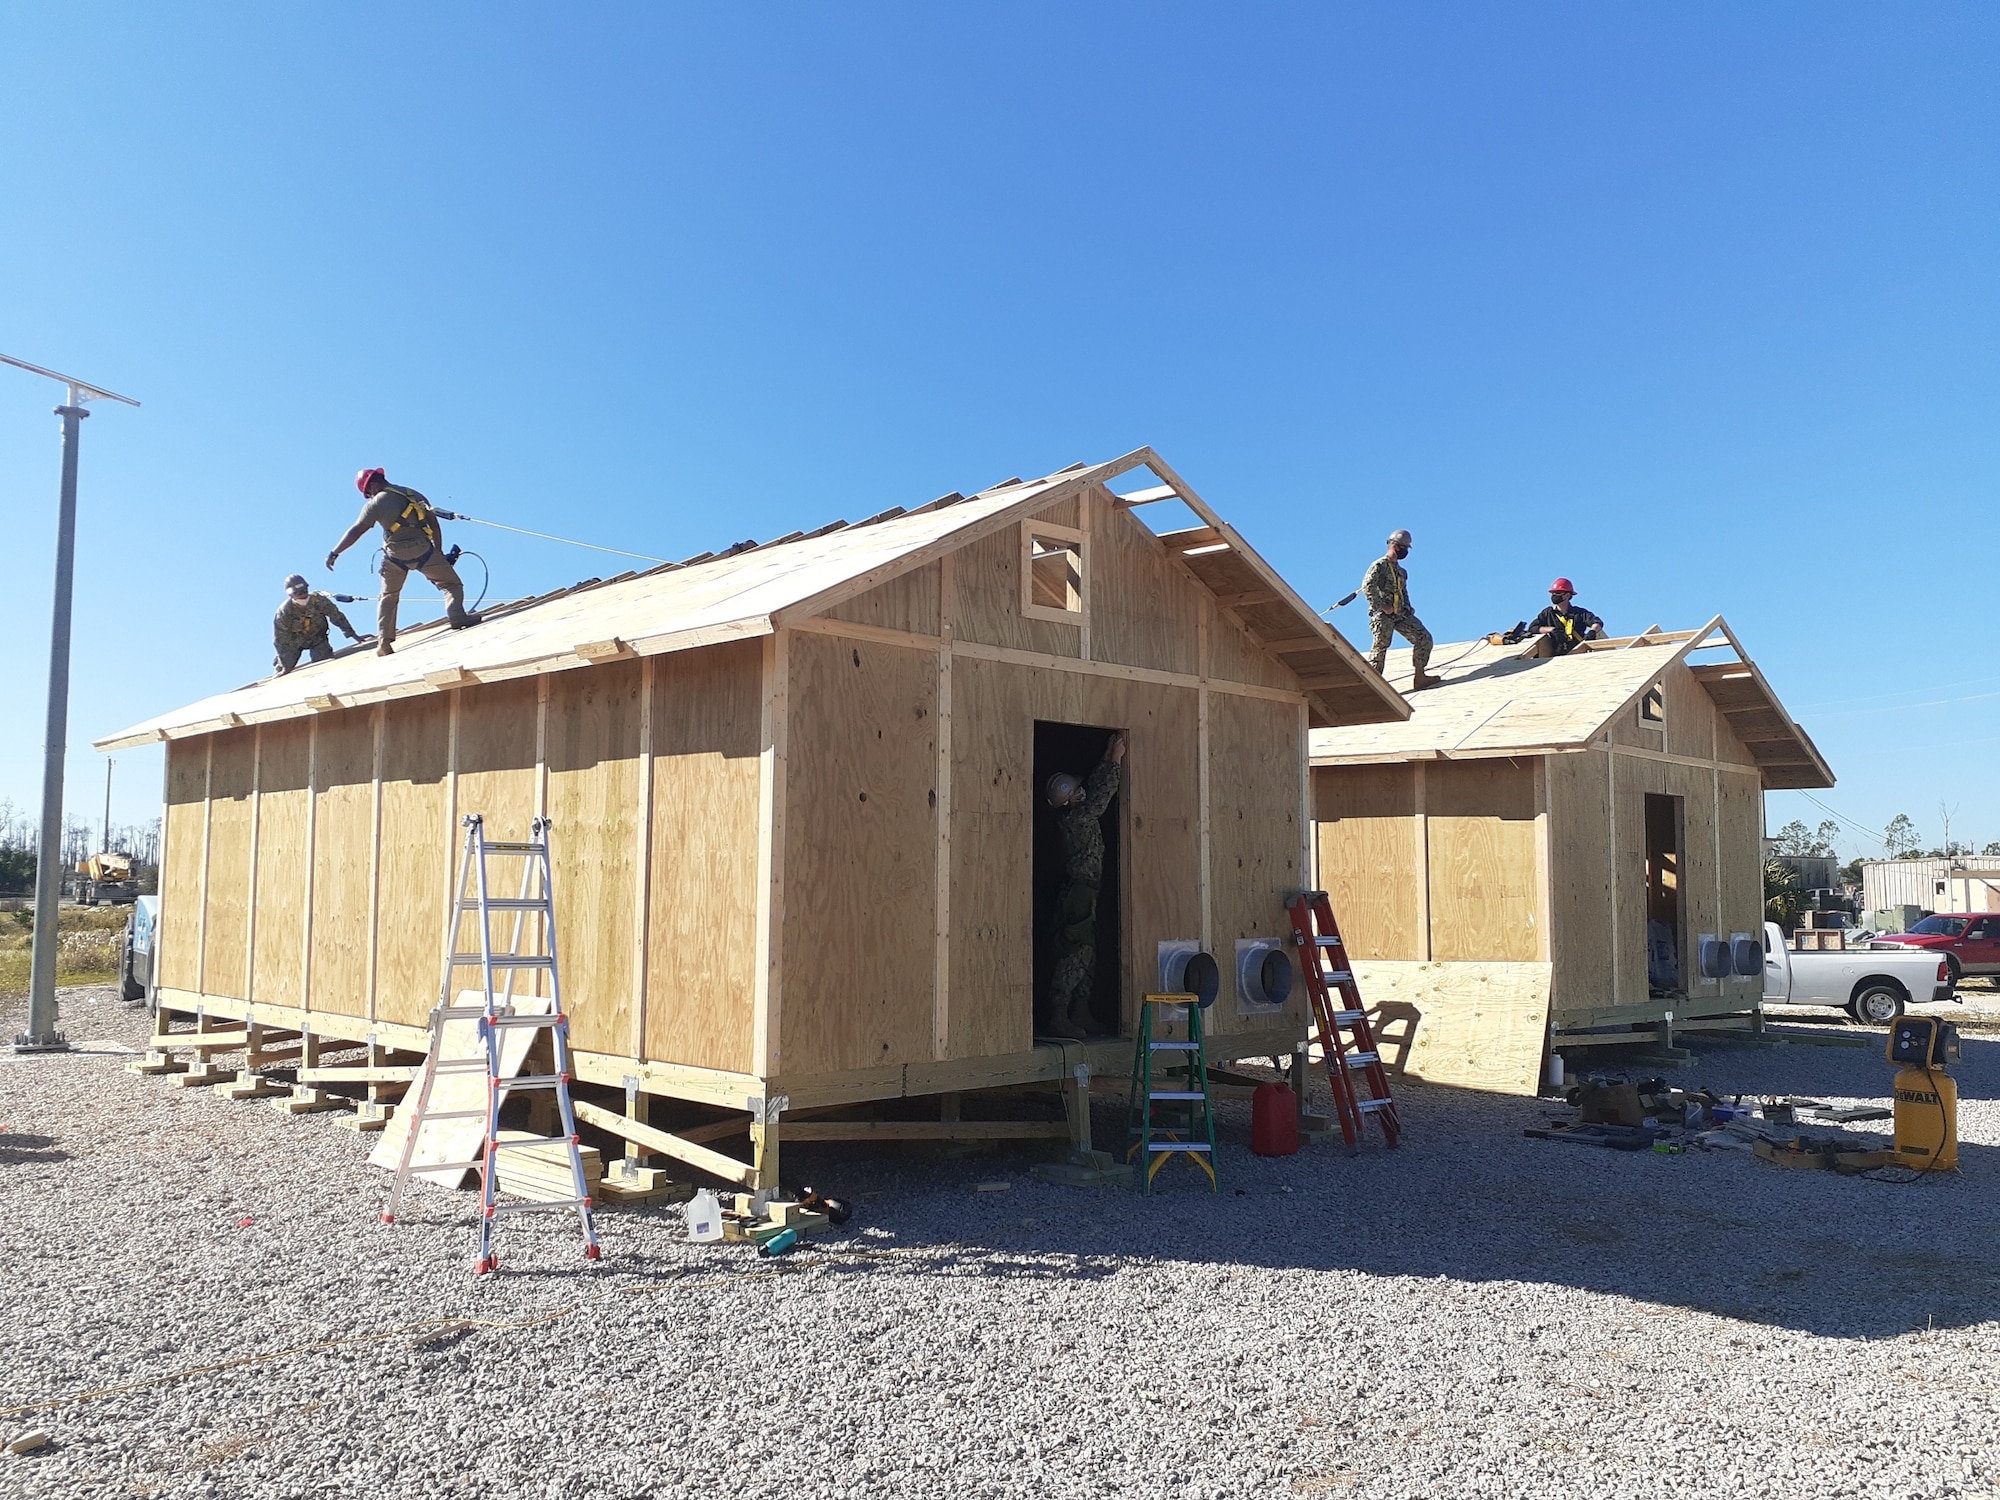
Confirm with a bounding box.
[0,799,161,895]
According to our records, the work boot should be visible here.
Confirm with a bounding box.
[449,611,484,630]
[1065,1009,1099,1040]
[376,641,395,657]
[1411,672,1443,692]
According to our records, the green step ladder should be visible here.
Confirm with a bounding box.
[1124,993,1217,1193]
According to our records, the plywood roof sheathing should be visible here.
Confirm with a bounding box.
[97,447,1410,749]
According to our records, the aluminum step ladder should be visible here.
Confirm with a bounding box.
[1123,993,1218,1192]
[383,814,602,1274]
[1287,891,1401,1153]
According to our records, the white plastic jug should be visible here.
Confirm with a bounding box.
[685,1187,723,1243]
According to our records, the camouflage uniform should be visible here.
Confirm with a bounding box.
[354,484,471,646]
[1048,761,1122,1031]
[273,591,358,673]
[1362,553,1432,680]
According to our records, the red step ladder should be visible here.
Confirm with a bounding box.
[1287,891,1401,1153]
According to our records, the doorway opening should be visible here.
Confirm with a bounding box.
[1644,792,1684,996]
[1032,720,1124,1040]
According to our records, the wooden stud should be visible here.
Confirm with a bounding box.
[571,1097,758,1186]
[1535,756,1553,964]
[1605,746,1620,1006]
[244,726,262,1004]
[441,688,461,1011]
[1197,604,1212,953]
[753,629,789,1080]
[301,717,318,1014]
[1413,760,1431,962]
[632,657,655,1062]
[365,703,385,1023]
[195,737,214,995]
[536,673,550,820]
[933,554,954,1063]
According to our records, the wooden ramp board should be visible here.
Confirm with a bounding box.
[1352,959,1551,1097]
[368,992,554,1186]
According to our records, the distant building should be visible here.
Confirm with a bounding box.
[1860,856,2000,917]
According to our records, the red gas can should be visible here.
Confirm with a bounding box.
[1251,1080,1300,1156]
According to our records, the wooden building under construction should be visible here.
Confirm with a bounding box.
[98,449,1408,1186]
[1309,620,1833,1095]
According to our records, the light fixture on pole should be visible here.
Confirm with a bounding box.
[2,353,139,1055]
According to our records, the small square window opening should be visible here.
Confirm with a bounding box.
[1640,686,1666,724]
[1024,525,1085,620]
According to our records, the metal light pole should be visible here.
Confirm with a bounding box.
[2,354,139,1054]
[103,759,115,853]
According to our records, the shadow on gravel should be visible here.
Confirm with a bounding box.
[0,1132,70,1164]
[781,1028,2000,1341]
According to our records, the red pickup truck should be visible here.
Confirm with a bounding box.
[1869,913,2000,982]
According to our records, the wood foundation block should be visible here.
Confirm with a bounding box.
[271,1086,345,1115]
[127,1052,188,1077]
[215,1075,289,1101]
[334,1101,395,1132]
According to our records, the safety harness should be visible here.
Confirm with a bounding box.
[380,488,442,570]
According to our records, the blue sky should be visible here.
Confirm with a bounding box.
[1,6,1994,857]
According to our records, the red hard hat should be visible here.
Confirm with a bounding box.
[1548,577,1575,594]
[355,467,386,495]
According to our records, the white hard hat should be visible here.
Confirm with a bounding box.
[1387,529,1412,548]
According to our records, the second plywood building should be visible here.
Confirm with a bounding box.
[1310,622,1833,1093]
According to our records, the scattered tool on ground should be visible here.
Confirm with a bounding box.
[1886,1016,1960,1173]
[382,814,601,1275]
[1288,891,1401,1153]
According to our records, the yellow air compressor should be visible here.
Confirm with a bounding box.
[1886,1017,1960,1172]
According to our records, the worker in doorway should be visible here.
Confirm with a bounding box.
[325,468,481,655]
[1530,578,1605,656]
[1363,529,1439,691]
[273,573,363,675]
[1044,731,1127,1041]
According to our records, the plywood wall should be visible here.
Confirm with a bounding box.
[250,720,312,1010]
[158,741,207,994]
[1427,758,1539,963]
[1312,765,1421,960]
[780,632,939,1076]
[453,678,541,990]
[821,561,941,637]
[949,525,1085,657]
[199,729,256,1001]
[1084,489,1200,677]
[647,640,763,1075]
[547,662,644,1057]
[373,694,451,1028]
[1205,691,1309,1035]
[308,708,377,1019]
[945,657,1205,1060]
[1546,750,1614,1016]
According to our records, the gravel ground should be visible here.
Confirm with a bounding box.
[1,986,1996,1500]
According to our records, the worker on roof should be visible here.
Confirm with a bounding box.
[273,573,363,675]
[325,468,482,656]
[1363,529,1439,691]
[1043,731,1127,1041]
[1530,578,1605,656]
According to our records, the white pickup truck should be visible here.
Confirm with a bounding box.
[1761,920,1955,1024]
